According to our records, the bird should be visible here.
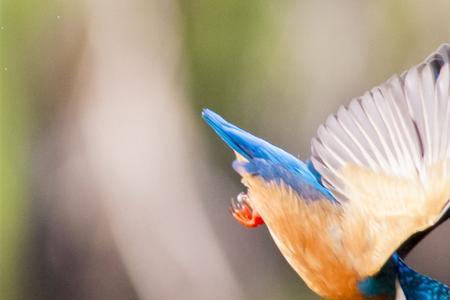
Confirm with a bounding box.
[202,44,450,300]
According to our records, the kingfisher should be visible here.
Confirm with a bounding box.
[203,45,450,300]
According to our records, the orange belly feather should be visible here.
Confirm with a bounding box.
[243,175,372,300]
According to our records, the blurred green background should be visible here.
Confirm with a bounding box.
[1,1,449,299]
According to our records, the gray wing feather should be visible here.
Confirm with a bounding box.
[311,44,450,203]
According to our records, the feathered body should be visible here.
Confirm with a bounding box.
[203,45,450,300]
[242,175,363,299]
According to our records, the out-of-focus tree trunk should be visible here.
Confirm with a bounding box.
[67,0,243,299]
[30,0,245,299]
[1,1,35,298]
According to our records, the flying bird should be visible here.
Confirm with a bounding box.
[202,45,450,300]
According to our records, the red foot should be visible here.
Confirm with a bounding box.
[230,193,264,228]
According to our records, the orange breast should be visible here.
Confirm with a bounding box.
[244,176,366,300]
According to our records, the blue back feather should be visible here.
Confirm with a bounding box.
[358,257,397,298]
[393,254,450,300]
[202,109,334,201]
[359,254,450,299]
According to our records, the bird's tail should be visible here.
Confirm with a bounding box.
[202,109,333,200]
[202,109,298,164]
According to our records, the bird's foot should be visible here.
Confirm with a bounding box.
[230,192,264,228]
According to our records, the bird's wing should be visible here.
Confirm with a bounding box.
[310,44,450,277]
[397,202,449,258]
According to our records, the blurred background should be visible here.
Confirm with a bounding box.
[1,1,449,299]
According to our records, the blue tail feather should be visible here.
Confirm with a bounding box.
[202,109,334,201]
[202,109,303,166]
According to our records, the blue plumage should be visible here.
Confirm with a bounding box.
[358,258,397,298]
[393,254,450,300]
[203,43,450,300]
[202,108,450,299]
[233,158,331,201]
[359,254,450,299]
[202,109,334,201]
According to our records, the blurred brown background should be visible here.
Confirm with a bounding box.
[0,1,449,299]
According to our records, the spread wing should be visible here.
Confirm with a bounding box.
[311,44,450,277]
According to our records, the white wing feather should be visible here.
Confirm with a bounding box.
[311,44,450,203]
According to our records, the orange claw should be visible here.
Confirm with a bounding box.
[230,193,264,228]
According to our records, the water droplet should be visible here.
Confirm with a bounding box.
[4,67,7,71]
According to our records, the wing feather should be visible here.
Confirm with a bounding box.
[310,44,450,276]
[312,44,450,200]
